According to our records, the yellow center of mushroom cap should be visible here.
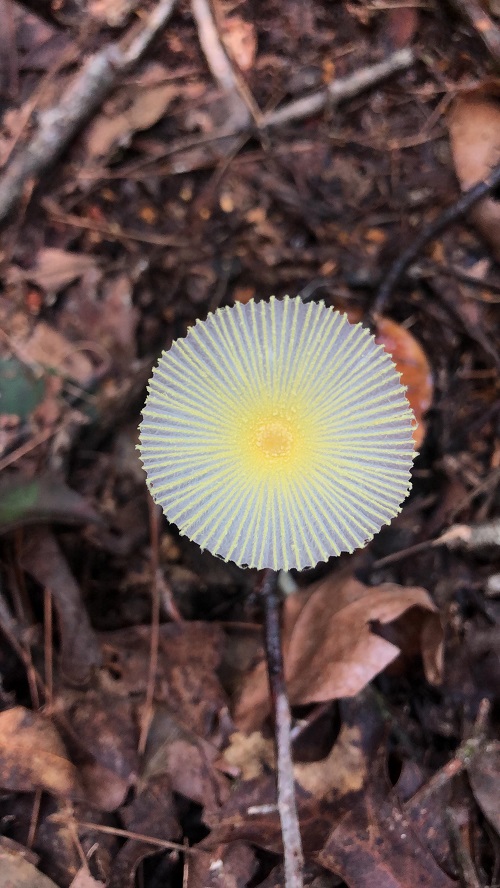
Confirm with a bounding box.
[233,401,317,480]
[255,418,294,460]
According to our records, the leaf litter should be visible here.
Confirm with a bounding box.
[0,2,500,887]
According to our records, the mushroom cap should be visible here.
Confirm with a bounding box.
[139,296,416,570]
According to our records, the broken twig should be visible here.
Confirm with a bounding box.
[263,47,414,129]
[260,569,304,888]
[0,0,177,224]
[374,160,500,315]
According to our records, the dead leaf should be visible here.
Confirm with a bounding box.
[448,83,500,260]
[110,775,180,888]
[88,0,139,27]
[0,707,79,797]
[21,527,102,686]
[0,473,103,535]
[467,740,500,835]
[222,731,275,781]
[0,836,60,888]
[186,841,257,888]
[234,573,443,732]
[100,623,230,738]
[385,7,419,49]
[142,708,230,813]
[85,65,176,160]
[19,248,97,295]
[59,688,138,812]
[318,791,456,888]
[18,321,94,386]
[70,868,105,888]
[374,316,432,450]
[222,18,257,71]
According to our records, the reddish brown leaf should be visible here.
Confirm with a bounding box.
[0,707,79,797]
[318,792,456,888]
[375,316,433,450]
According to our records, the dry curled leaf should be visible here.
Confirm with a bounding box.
[234,573,443,732]
[0,708,79,797]
[448,82,500,260]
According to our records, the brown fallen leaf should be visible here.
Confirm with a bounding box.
[70,868,105,888]
[58,687,139,812]
[374,316,433,450]
[0,836,60,888]
[17,321,94,387]
[85,64,176,160]
[0,707,79,797]
[448,82,500,260]
[234,572,443,732]
[318,790,456,888]
[110,774,180,888]
[100,622,230,738]
[467,740,500,836]
[222,17,257,71]
[186,841,257,888]
[142,707,230,814]
[22,248,98,295]
[21,527,102,687]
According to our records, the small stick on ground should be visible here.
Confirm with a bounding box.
[260,569,304,888]
[373,160,500,316]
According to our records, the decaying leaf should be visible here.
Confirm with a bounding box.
[467,740,500,836]
[234,572,443,732]
[9,248,98,296]
[0,707,79,797]
[318,790,456,888]
[0,837,60,888]
[448,82,500,260]
[186,841,257,888]
[85,64,176,160]
[0,474,102,535]
[222,17,257,71]
[70,868,106,888]
[17,321,94,386]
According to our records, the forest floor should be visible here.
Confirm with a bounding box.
[1,2,500,887]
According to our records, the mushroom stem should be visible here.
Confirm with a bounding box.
[260,569,304,888]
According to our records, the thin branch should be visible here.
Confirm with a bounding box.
[373,160,500,315]
[260,569,304,888]
[0,0,178,224]
[263,47,414,129]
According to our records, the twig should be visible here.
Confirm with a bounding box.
[263,47,414,129]
[260,569,304,888]
[0,0,178,224]
[191,0,253,128]
[448,0,500,66]
[43,199,187,249]
[445,807,482,888]
[77,821,197,855]
[373,161,500,315]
